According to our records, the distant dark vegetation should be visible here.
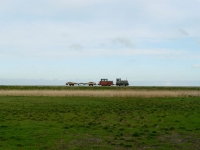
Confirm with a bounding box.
[1,85,200,90]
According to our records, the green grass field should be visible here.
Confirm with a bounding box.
[0,96,200,149]
[1,85,200,91]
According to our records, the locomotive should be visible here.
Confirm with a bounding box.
[115,78,129,86]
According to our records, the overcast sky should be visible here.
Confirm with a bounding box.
[0,0,200,86]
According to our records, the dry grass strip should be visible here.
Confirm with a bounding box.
[0,90,200,97]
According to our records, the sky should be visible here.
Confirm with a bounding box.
[0,0,200,86]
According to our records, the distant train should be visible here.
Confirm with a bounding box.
[66,78,129,86]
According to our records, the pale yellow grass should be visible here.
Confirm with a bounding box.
[0,90,200,97]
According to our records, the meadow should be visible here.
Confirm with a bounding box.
[0,96,200,149]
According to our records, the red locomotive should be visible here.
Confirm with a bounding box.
[98,79,114,86]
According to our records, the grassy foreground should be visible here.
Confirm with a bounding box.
[0,96,200,149]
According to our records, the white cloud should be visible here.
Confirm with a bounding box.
[1,48,186,60]
[194,64,200,68]
[140,0,182,20]
[48,0,110,8]
[0,0,119,13]
[1,0,200,83]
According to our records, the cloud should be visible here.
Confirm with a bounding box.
[129,59,135,62]
[69,43,84,51]
[0,1,200,59]
[43,48,185,59]
[196,40,200,45]
[49,0,97,8]
[112,37,134,48]
[194,64,200,68]
[61,33,70,39]
[179,28,189,36]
